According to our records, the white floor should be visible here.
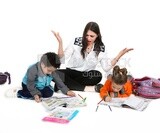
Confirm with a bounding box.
[1,83,160,133]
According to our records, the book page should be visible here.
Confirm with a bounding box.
[42,96,87,111]
[100,97,127,107]
[99,94,151,111]
[122,95,150,111]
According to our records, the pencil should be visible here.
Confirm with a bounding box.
[78,94,84,100]
[108,104,112,112]
[95,105,99,112]
[83,97,87,102]
[97,99,103,104]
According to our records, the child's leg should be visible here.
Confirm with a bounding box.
[17,83,33,99]
[40,86,54,98]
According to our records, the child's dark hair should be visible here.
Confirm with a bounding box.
[40,52,61,68]
[112,65,128,85]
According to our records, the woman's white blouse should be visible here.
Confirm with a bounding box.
[61,37,112,73]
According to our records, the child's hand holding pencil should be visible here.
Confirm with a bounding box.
[96,98,112,112]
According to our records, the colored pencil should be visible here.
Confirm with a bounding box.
[78,94,84,100]
[83,97,87,102]
[108,104,112,112]
[95,105,99,112]
[97,99,103,104]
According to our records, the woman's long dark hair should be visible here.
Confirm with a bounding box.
[81,22,104,58]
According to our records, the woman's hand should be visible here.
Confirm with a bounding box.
[111,48,134,66]
[51,30,63,44]
[51,30,64,58]
[119,48,134,57]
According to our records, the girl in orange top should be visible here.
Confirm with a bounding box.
[100,65,132,102]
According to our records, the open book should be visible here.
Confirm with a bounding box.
[42,95,87,111]
[100,94,151,111]
[42,107,79,124]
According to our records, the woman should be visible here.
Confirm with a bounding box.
[52,21,133,92]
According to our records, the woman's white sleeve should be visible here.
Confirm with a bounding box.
[100,52,113,73]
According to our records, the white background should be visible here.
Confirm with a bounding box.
[1,0,160,85]
[0,0,160,133]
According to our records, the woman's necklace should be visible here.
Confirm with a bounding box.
[86,45,93,54]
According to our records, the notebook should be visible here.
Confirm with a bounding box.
[100,94,151,111]
[41,95,87,111]
[42,107,79,124]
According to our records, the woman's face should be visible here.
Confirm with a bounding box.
[86,30,98,45]
[111,82,124,92]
